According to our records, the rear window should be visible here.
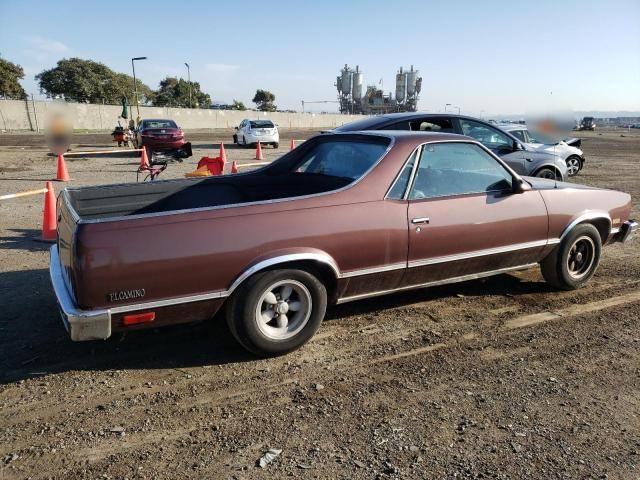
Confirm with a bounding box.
[142,120,177,129]
[293,139,388,181]
[249,120,274,128]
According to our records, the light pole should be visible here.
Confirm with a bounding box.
[185,63,192,109]
[131,56,147,118]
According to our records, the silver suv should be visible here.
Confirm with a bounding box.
[334,113,569,180]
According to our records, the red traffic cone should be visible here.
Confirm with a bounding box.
[139,146,150,169]
[289,139,296,150]
[38,181,57,242]
[255,142,263,160]
[231,161,238,174]
[219,142,227,162]
[55,154,71,182]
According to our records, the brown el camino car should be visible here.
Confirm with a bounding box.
[50,131,637,355]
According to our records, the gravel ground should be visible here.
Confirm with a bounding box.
[0,127,639,479]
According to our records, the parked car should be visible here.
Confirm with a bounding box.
[136,119,186,151]
[233,119,279,148]
[334,113,569,180]
[50,131,637,356]
[498,124,585,176]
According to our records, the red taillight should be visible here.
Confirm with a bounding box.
[122,312,156,326]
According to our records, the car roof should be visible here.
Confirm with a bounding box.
[332,130,474,144]
[141,118,177,123]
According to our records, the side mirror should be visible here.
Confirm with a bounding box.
[514,142,524,151]
[512,177,526,194]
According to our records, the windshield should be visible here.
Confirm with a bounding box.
[142,120,177,129]
[249,120,274,129]
[293,139,388,181]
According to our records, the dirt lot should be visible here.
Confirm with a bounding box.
[1,128,639,479]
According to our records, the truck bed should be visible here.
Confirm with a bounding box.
[64,172,351,221]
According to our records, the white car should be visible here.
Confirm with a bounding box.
[233,119,279,148]
[499,124,585,177]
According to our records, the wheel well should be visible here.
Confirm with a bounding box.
[246,260,339,300]
[584,218,610,244]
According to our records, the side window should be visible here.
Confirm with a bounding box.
[380,121,411,130]
[409,142,513,200]
[387,150,418,199]
[459,119,514,152]
[511,130,526,142]
[408,118,454,133]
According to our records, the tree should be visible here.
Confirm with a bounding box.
[0,56,27,99]
[231,99,246,111]
[252,89,276,112]
[153,77,211,108]
[35,58,153,104]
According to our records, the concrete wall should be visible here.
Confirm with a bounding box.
[0,99,365,132]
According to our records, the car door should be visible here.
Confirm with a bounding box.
[400,141,549,287]
[239,120,246,142]
[458,118,528,174]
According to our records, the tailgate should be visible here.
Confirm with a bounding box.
[56,190,79,300]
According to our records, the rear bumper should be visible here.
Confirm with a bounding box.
[141,139,186,150]
[49,245,111,341]
[612,220,638,244]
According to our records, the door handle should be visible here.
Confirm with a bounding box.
[411,217,430,225]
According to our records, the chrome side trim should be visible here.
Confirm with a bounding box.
[340,262,406,279]
[336,263,538,304]
[559,211,612,242]
[110,290,229,315]
[72,135,396,225]
[407,240,550,268]
[227,253,341,292]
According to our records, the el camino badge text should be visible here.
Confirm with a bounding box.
[109,289,146,302]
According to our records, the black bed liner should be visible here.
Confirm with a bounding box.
[65,172,350,221]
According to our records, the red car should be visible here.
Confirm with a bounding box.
[136,119,185,151]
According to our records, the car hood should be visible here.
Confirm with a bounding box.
[524,177,601,191]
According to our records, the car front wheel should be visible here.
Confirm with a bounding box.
[540,223,602,290]
[565,155,582,176]
[226,269,327,356]
[535,167,559,180]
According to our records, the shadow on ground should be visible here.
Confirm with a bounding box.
[0,229,53,251]
[0,265,550,385]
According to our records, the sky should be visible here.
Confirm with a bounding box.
[1,0,639,116]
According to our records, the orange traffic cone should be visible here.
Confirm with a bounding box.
[55,154,71,182]
[231,161,238,174]
[139,146,150,170]
[38,181,57,242]
[289,139,296,150]
[219,142,227,162]
[255,142,263,160]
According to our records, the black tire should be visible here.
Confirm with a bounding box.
[232,134,238,144]
[535,167,559,180]
[273,142,279,149]
[226,269,327,356]
[540,224,602,290]
[565,155,582,176]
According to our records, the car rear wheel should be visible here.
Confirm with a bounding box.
[565,155,582,176]
[273,142,279,149]
[540,224,601,290]
[535,167,559,180]
[226,269,327,356]
[233,134,238,144]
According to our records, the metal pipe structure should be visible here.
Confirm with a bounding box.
[0,188,48,201]
[131,57,147,117]
[185,63,192,108]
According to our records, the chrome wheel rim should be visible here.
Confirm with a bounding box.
[567,236,595,279]
[255,280,312,340]
[566,157,580,176]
